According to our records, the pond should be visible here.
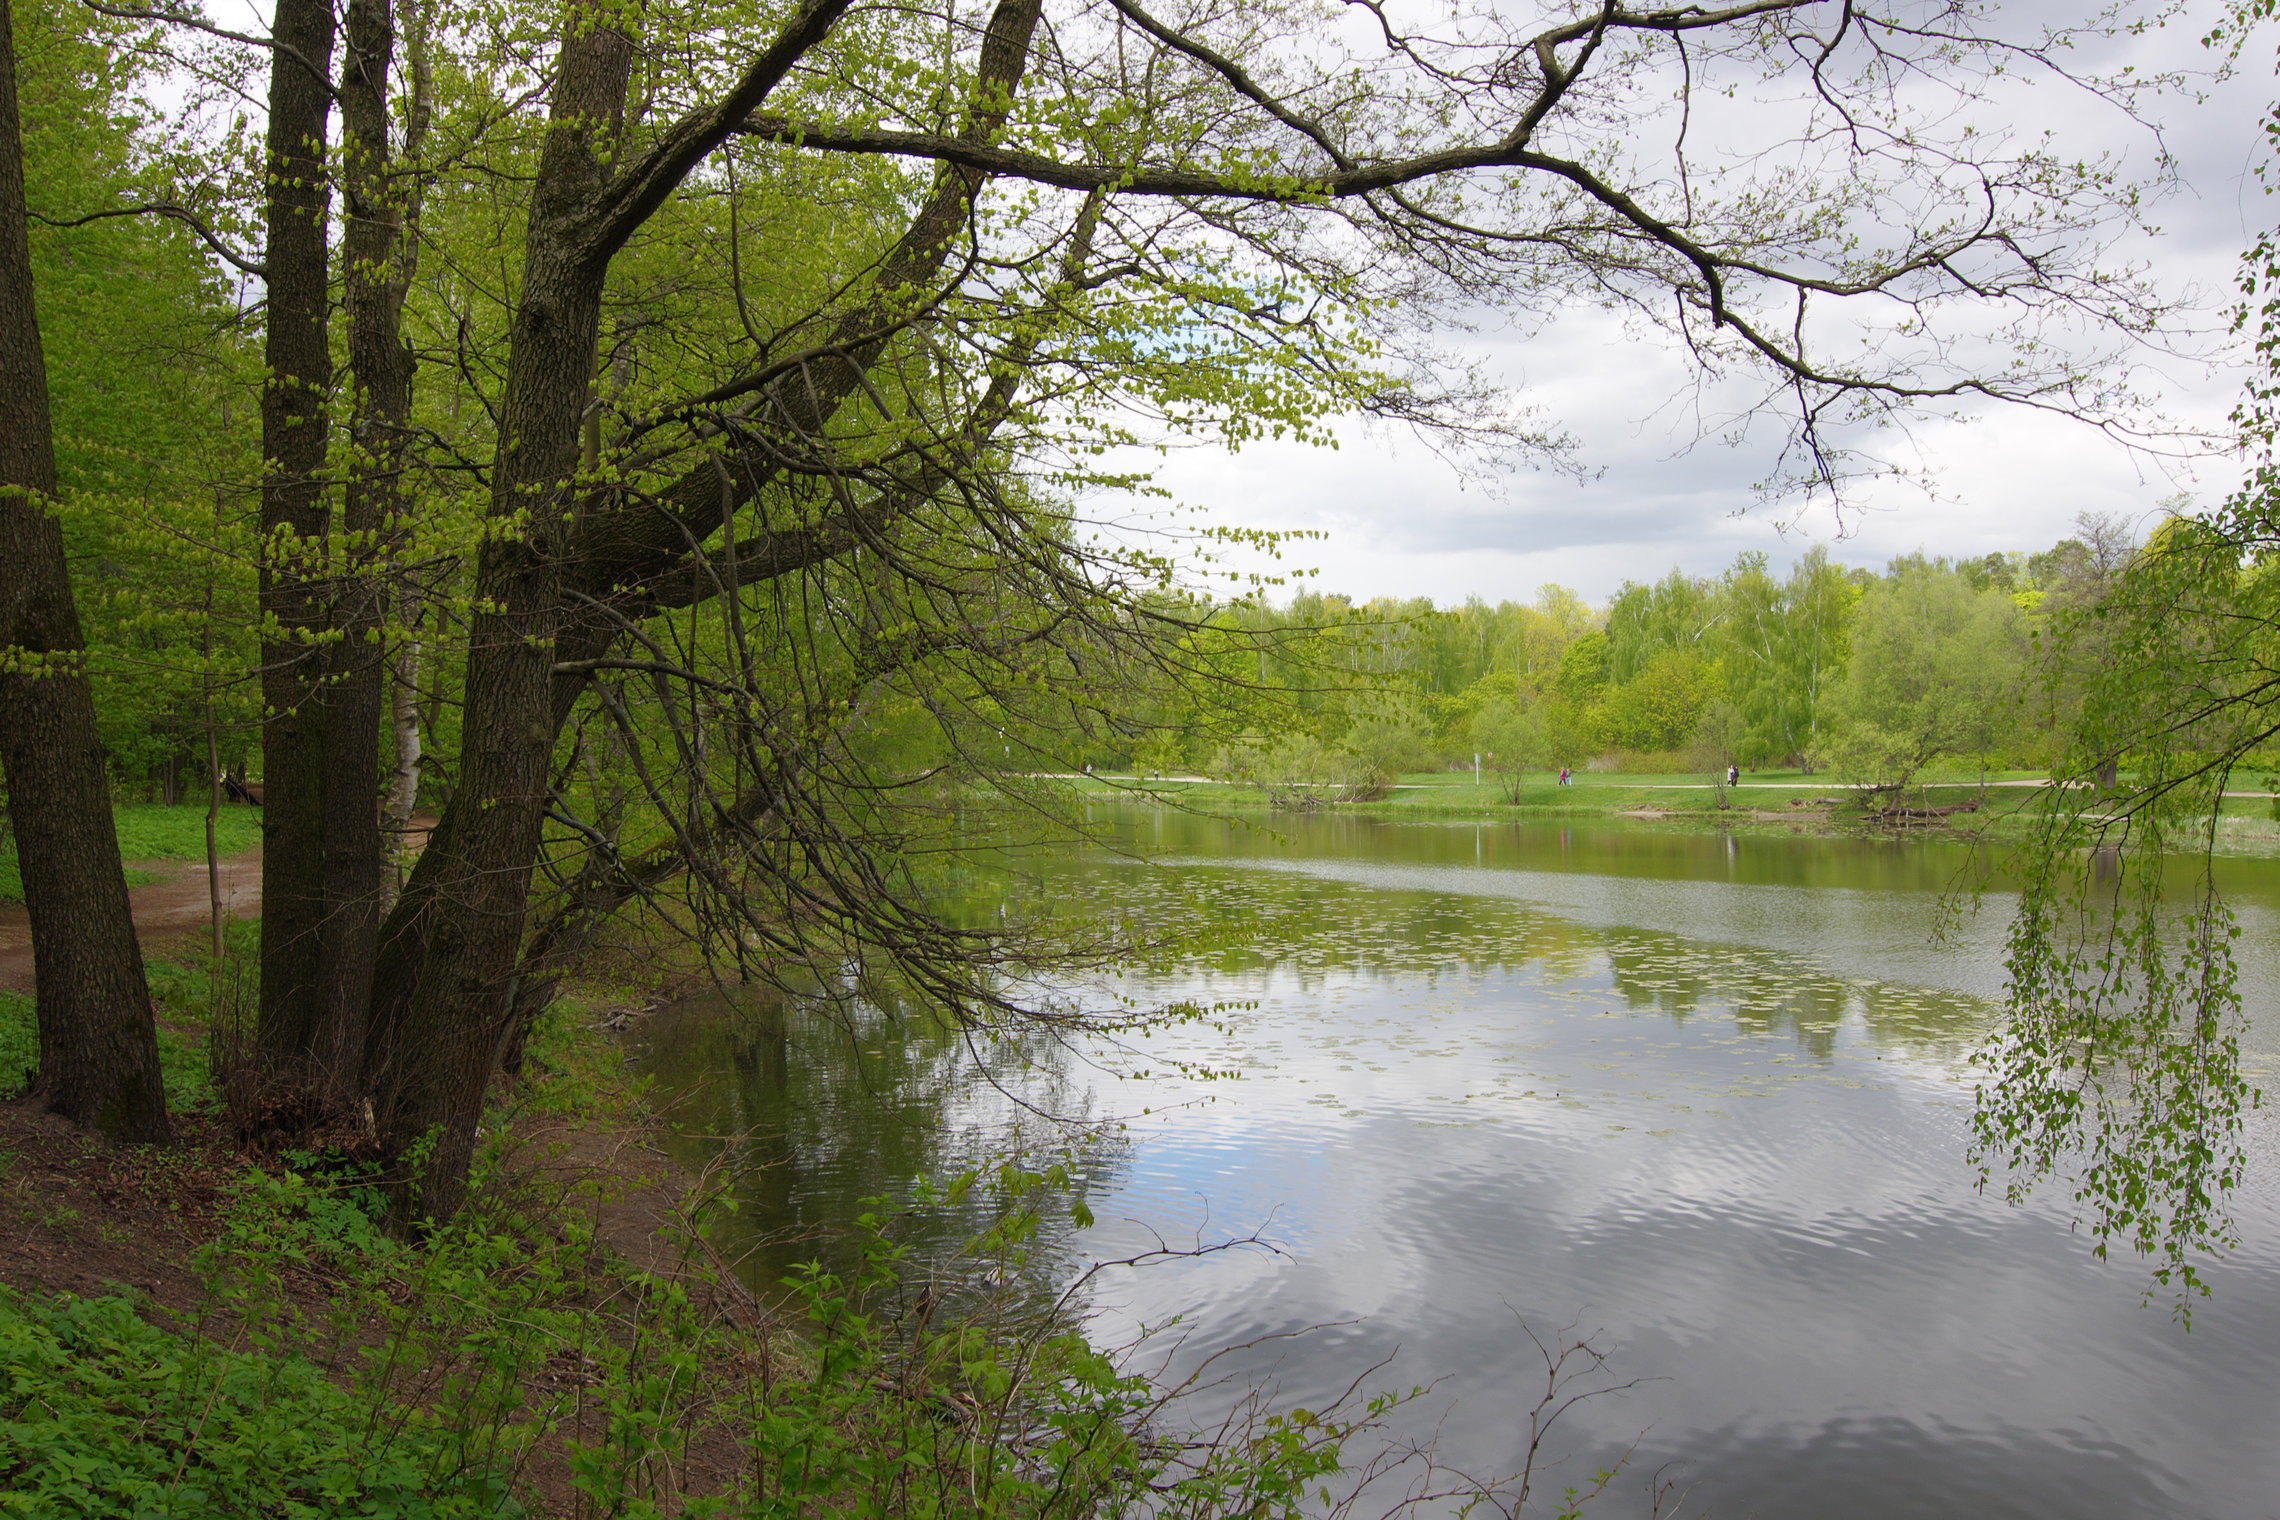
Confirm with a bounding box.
[637,811,2280,1519]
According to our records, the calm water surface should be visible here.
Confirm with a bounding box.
[640,813,2280,1518]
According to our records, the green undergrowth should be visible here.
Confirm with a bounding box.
[0,985,214,1111]
[0,918,250,1105]
[0,1284,525,1519]
[0,803,262,903]
[496,991,658,1127]
[0,998,1412,1518]
[0,1136,1398,1519]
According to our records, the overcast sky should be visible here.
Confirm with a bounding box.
[1108,3,2276,608]
[204,0,2273,607]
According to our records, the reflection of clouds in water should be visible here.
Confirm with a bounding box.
[1078,1076,2280,1519]
[1054,864,2280,1518]
[1648,1416,2185,1520]
[646,817,2280,1519]
[1103,952,1997,1139]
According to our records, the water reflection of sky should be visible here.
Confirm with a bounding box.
[648,814,2280,1518]
[1035,818,2280,1519]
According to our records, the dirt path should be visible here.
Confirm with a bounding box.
[0,845,264,995]
[0,817,440,995]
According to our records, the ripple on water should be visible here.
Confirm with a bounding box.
[650,817,2280,1519]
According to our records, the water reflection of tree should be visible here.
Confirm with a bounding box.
[1073,854,1999,1066]
[1595,934,1987,1056]
[1729,983,1850,1060]
[639,985,1119,1299]
[649,843,2006,1302]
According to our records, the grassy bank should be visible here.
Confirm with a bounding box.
[1061,767,2280,855]
[0,803,263,903]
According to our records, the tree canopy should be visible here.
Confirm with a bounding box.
[0,0,2204,1219]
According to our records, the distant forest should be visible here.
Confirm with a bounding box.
[1104,513,2147,790]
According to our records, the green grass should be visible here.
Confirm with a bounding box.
[0,804,261,904]
[1068,767,2280,855]
[0,916,249,1106]
[0,982,218,1110]
[111,803,263,862]
[1081,769,1887,810]
[1067,767,2086,828]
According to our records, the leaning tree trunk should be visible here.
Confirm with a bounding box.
[254,0,338,1077]
[368,9,634,1226]
[366,0,1035,1226]
[0,0,169,1144]
[362,0,1045,1036]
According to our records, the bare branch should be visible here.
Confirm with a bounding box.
[30,202,266,277]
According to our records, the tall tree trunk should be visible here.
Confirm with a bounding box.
[370,8,633,1225]
[0,0,169,1144]
[255,0,337,1075]
[312,0,428,1096]
[381,627,421,907]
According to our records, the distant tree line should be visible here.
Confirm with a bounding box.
[1115,515,2148,792]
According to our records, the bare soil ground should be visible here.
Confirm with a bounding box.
[0,1104,238,1312]
[0,847,264,994]
[0,817,439,994]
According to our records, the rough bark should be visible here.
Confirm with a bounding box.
[310,0,425,1095]
[0,0,170,1144]
[255,0,337,1072]
[367,5,637,1224]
